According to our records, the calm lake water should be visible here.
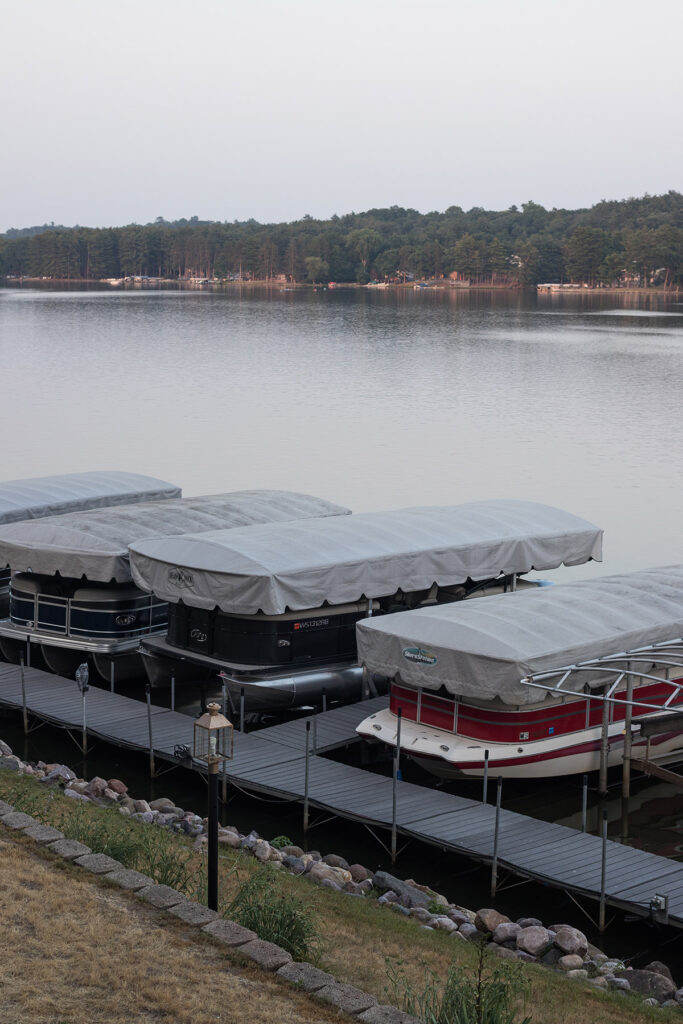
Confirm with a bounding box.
[2,284,683,958]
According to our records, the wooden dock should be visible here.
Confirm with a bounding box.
[2,661,683,929]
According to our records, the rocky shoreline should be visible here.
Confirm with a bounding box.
[3,740,683,1012]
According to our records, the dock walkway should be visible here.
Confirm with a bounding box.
[2,662,683,928]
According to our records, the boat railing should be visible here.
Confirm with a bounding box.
[11,590,168,641]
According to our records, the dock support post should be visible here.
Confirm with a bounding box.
[599,691,610,796]
[362,666,369,700]
[240,688,245,733]
[621,669,633,839]
[491,776,502,899]
[220,679,228,804]
[581,774,588,833]
[599,809,608,933]
[19,654,28,735]
[322,688,327,715]
[146,685,155,778]
[81,689,87,755]
[391,709,402,865]
[110,660,115,694]
[303,721,310,836]
[312,715,317,754]
[171,673,176,713]
[482,749,489,804]
[26,635,31,669]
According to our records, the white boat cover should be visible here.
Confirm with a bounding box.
[128,500,602,615]
[0,491,350,582]
[0,471,180,524]
[356,565,683,706]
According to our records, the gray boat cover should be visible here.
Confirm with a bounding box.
[0,491,350,581]
[356,566,683,706]
[0,471,180,524]
[128,500,602,615]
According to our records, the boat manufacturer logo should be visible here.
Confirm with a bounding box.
[402,646,437,666]
[168,567,194,589]
[190,628,207,643]
[115,613,136,626]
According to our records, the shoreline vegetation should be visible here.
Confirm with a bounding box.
[1,191,680,291]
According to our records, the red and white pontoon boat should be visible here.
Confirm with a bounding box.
[356,566,683,778]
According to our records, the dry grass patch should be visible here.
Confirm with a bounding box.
[0,836,339,1024]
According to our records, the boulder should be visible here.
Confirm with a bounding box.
[410,908,433,923]
[319,878,343,892]
[358,879,373,894]
[0,740,12,756]
[475,908,510,935]
[607,977,630,992]
[268,847,283,863]
[149,797,175,811]
[674,987,683,1006]
[132,799,152,814]
[391,904,411,916]
[516,917,543,928]
[252,839,272,863]
[378,892,399,906]
[282,855,306,875]
[107,778,127,794]
[349,863,372,883]
[558,955,585,972]
[63,789,89,802]
[590,976,609,990]
[459,923,479,940]
[447,909,472,927]
[616,969,675,1001]
[586,942,607,962]
[516,926,553,958]
[644,961,674,983]
[101,788,119,803]
[433,916,457,933]
[492,922,521,945]
[47,765,76,782]
[566,969,589,980]
[323,853,350,870]
[495,946,518,960]
[308,862,351,886]
[84,776,108,797]
[373,871,431,910]
[539,947,563,967]
[599,959,625,975]
[553,926,588,958]
[516,951,537,963]
[281,845,304,859]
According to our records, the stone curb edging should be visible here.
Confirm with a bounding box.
[1,806,420,1024]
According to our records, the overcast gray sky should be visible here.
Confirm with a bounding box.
[2,0,681,231]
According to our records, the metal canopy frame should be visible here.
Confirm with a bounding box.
[521,638,683,711]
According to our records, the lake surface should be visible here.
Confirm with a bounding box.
[3,284,683,956]
[1,284,683,580]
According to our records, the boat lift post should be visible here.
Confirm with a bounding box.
[76,663,89,756]
[621,665,634,838]
[391,709,402,864]
[221,679,228,804]
[491,776,503,898]
[171,673,176,713]
[110,661,115,694]
[26,635,31,668]
[240,688,245,733]
[303,721,310,836]
[599,689,610,796]
[19,654,28,734]
[482,749,489,804]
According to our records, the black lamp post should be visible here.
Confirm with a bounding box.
[193,702,233,911]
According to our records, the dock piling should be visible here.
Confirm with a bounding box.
[145,684,155,778]
[621,669,634,838]
[391,708,402,864]
[581,774,588,833]
[26,635,31,669]
[599,809,608,933]
[19,655,27,734]
[322,688,327,715]
[171,673,176,712]
[599,692,610,796]
[491,775,502,898]
[482,749,489,804]
[240,688,245,733]
[303,721,310,835]
[109,661,115,694]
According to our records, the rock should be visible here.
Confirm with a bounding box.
[566,969,589,980]
[1,811,37,829]
[410,908,433,922]
[554,925,588,958]
[268,847,283,862]
[516,951,537,963]
[105,868,154,890]
[84,776,108,797]
[589,976,609,990]
[644,961,674,983]
[616,969,675,1001]
[319,878,343,892]
[359,1006,422,1024]
[372,870,431,910]
[516,917,543,928]
[132,811,155,825]
[599,959,625,975]
[218,832,242,849]
[516,926,553,958]
[23,824,64,844]
[448,909,473,927]
[167,902,218,926]
[282,855,306,875]
[675,987,683,1006]
[74,853,123,874]
[475,908,510,934]
[102,788,119,803]
[558,955,585,972]
[495,946,518,960]
[0,740,12,756]
[459,923,479,940]
[48,838,92,859]
[390,904,411,916]
[63,789,90,802]
[358,879,373,894]
[608,978,631,992]
[662,999,679,1008]
[202,919,257,947]
[106,778,127,794]
[343,881,363,895]
[0,757,20,771]
[492,922,521,945]
[67,781,90,795]
[323,853,350,870]
[149,797,175,811]
[349,863,372,883]
[433,916,457,932]
[46,764,76,781]
[252,839,272,863]
[539,947,563,967]
[308,862,351,886]
[643,997,660,1006]
[378,891,399,905]
[450,931,467,942]
[586,942,607,962]
[277,961,335,991]
[281,844,304,858]
[120,794,137,812]
[307,849,321,861]
[133,799,152,814]
[137,884,186,909]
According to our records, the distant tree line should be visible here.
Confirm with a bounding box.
[1,194,681,287]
